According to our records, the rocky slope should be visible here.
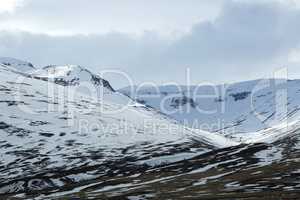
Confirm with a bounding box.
[8,128,300,200]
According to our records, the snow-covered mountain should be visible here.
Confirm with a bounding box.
[119,79,300,136]
[32,65,114,91]
[2,57,300,199]
[0,57,35,72]
[0,59,236,195]
[32,65,137,106]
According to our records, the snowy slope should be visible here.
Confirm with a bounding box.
[32,65,114,91]
[2,58,300,199]
[232,119,300,144]
[0,57,35,72]
[119,79,300,135]
[32,65,136,106]
[0,63,236,194]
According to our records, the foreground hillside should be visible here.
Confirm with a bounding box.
[8,135,300,200]
[0,59,235,198]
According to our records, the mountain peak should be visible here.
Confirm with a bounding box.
[32,64,115,92]
[0,57,35,72]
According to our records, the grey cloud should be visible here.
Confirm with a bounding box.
[1,1,300,88]
[0,0,222,34]
[167,2,300,65]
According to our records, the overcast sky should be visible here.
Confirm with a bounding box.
[1,0,300,88]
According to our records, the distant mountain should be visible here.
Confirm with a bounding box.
[0,57,35,72]
[119,79,300,136]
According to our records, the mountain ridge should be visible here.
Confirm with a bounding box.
[0,57,237,196]
[119,78,300,136]
[2,57,300,199]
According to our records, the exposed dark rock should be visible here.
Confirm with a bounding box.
[229,91,251,101]
[0,100,28,106]
[0,122,10,129]
[39,132,55,137]
[59,132,66,137]
[170,96,197,108]
[29,121,50,126]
